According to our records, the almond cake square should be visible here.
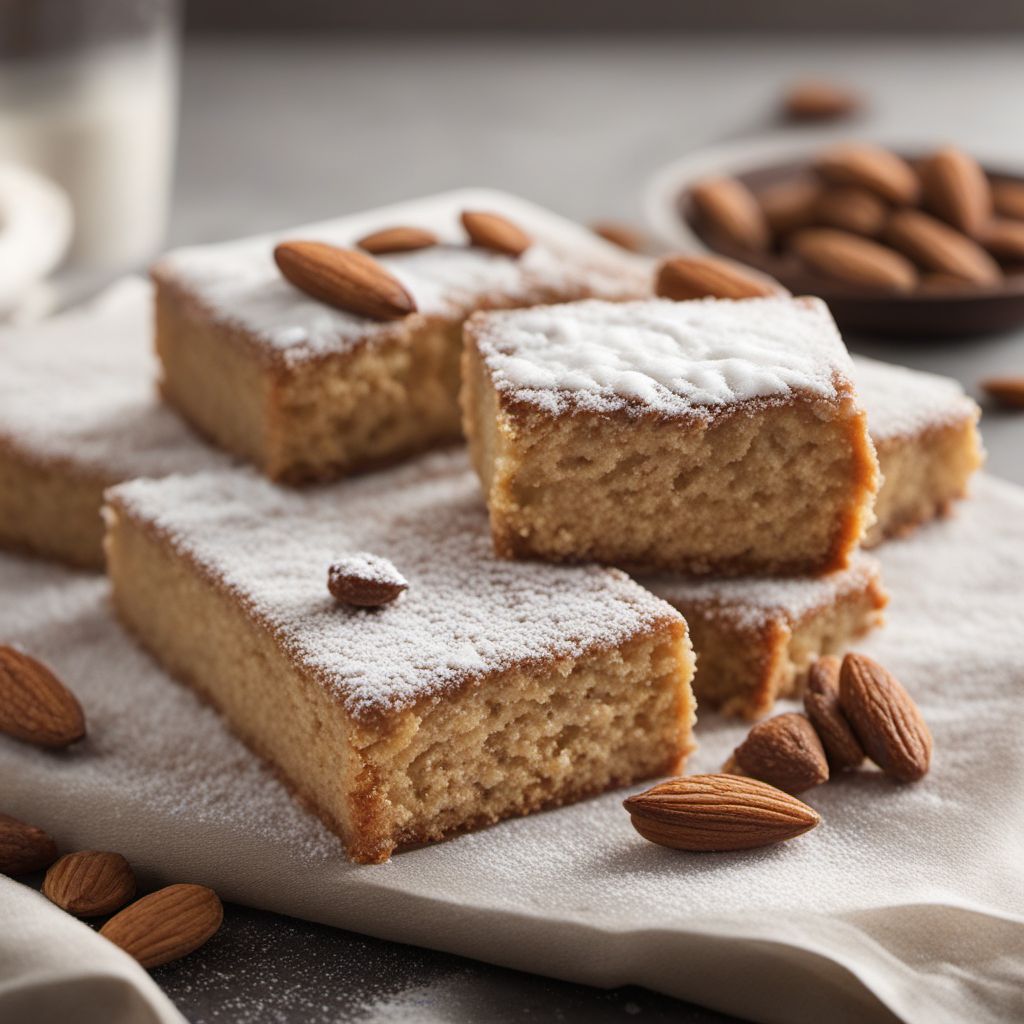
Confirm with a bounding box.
[462,296,879,576]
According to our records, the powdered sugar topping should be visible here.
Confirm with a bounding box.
[155,189,649,366]
[470,296,853,418]
[108,452,679,720]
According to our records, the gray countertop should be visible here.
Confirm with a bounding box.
[155,33,1022,1022]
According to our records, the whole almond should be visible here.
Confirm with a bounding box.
[729,712,829,794]
[980,377,1024,409]
[885,209,1002,285]
[590,221,645,253]
[816,144,920,206]
[790,228,918,292]
[0,645,85,748]
[756,179,822,237]
[100,884,223,969]
[839,653,932,782]
[328,554,407,607]
[43,851,136,917]
[624,774,819,852]
[992,180,1024,221]
[803,656,865,771]
[655,255,780,301]
[274,241,416,321]
[814,187,888,237]
[920,147,992,237]
[0,813,58,875]
[461,211,532,256]
[782,80,860,122]
[690,177,771,252]
[981,219,1024,262]
[356,226,438,255]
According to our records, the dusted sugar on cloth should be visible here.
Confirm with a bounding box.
[107,452,679,721]
[469,295,854,418]
[154,189,650,366]
[851,354,980,442]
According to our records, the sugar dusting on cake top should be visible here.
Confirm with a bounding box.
[107,451,683,721]
[852,355,979,442]
[154,189,649,366]
[646,553,884,632]
[0,278,231,479]
[469,296,854,419]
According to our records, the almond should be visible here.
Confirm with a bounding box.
[623,774,819,852]
[782,80,860,122]
[590,221,645,253]
[0,813,58,875]
[920,147,992,237]
[981,219,1024,262]
[814,187,888,237]
[0,645,85,748]
[839,653,932,782]
[690,177,771,252]
[728,712,829,794]
[885,209,1002,285]
[328,553,407,607]
[992,180,1024,221]
[980,377,1024,409]
[790,228,918,292]
[100,884,223,969]
[654,255,780,301]
[461,210,531,256]
[274,241,416,321]
[803,656,865,771]
[43,851,136,917]
[356,226,438,255]
[756,179,821,237]
[816,144,920,206]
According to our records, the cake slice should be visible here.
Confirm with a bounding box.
[152,189,649,483]
[852,356,983,545]
[463,296,879,576]
[644,554,887,719]
[0,280,230,568]
[103,453,695,863]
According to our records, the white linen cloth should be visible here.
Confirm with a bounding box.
[2,476,1023,1024]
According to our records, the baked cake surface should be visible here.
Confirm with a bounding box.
[463,296,879,576]
[153,189,650,482]
[851,356,983,545]
[104,451,695,863]
[645,554,887,719]
[0,280,229,568]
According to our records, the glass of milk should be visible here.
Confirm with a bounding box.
[0,0,181,274]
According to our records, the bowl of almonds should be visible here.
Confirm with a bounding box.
[645,136,1024,337]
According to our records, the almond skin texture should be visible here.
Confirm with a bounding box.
[590,221,645,253]
[885,209,1002,285]
[992,180,1024,221]
[0,645,85,748]
[981,377,1024,409]
[461,211,531,256]
[803,656,865,771]
[920,147,992,237]
[839,653,932,782]
[328,554,407,607]
[43,851,136,917]
[816,144,920,206]
[691,177,771,252]
[756,179,821,236]
[655,255,779,301]
[782,80,860,122]
[274,241,416,321]
[100,884,223,969]
[624,774,819,852]
[981,219,1024,263]
[356,226,438,255]
[814,187,888,237]
[790,228,918,292]
[0,813,58,875]
[730,712,829,794]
